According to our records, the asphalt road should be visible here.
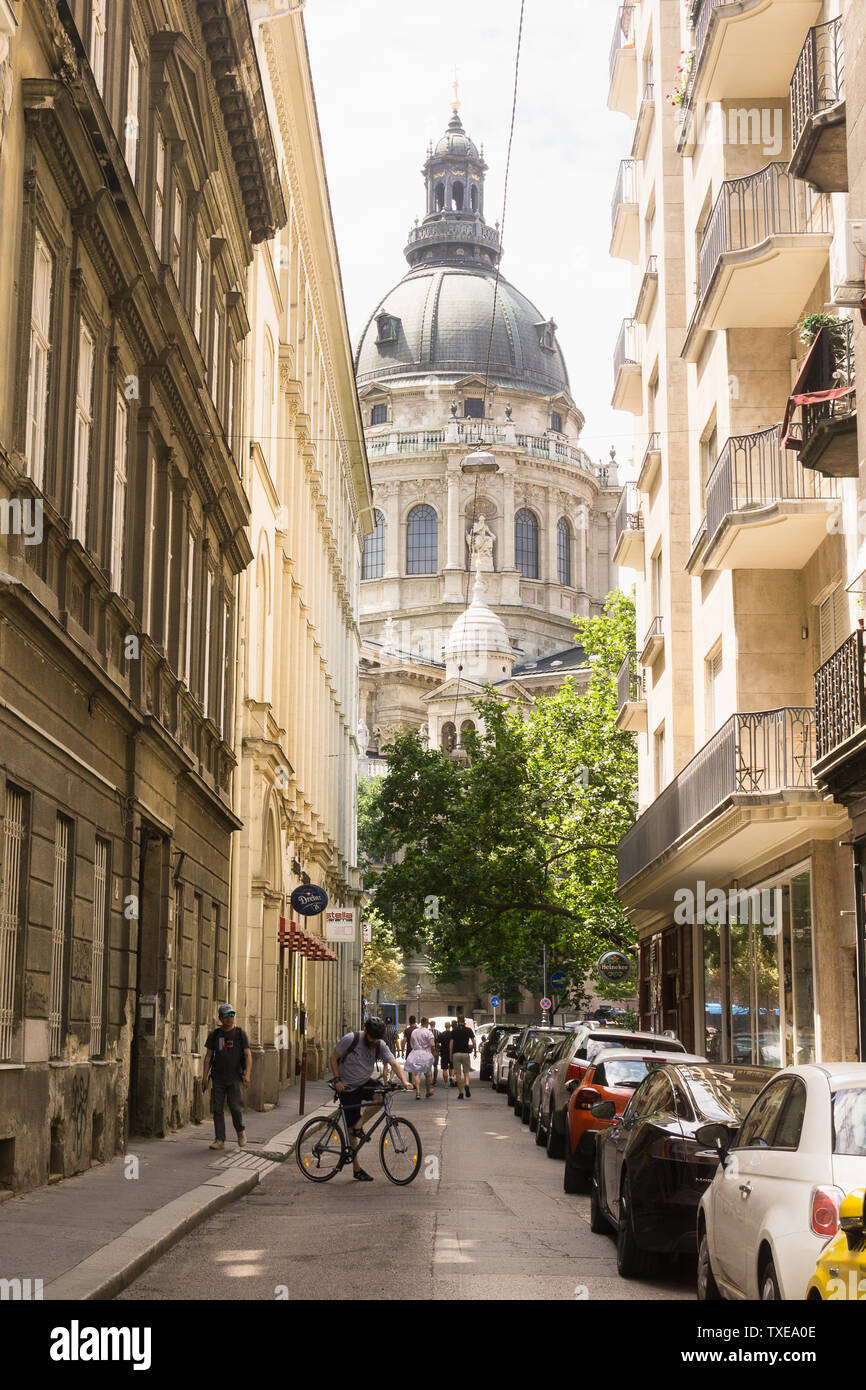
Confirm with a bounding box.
[118,1074,697,1302]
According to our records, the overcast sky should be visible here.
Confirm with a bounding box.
[304,0,634,469]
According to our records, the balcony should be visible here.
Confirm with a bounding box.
[634,255,658,325]
[613,483,644,570]
[636,432,661,491]
[814,630,866,803]
[639,615,664,668]
[686,0,822,105]
[632,84,655,161]
[612,318,642,415]
[684,163,832,359]
[786,320,858,478]
[790,18,846,192]
[616,652,647,734]
[703,423,839,569]
[617,707,841,908]
[608,4,637,118]
[610,160,639,264]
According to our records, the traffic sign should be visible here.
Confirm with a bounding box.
[597,950,633,984]
[540,996,552,1012]
[489,995,501,1008]
[550,971,566,990]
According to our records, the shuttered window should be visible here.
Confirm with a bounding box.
[818,585,849,665]
[0,787,27,1061]
[707,647,723,733]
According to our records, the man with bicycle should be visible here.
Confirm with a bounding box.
[330,1017,412,1181]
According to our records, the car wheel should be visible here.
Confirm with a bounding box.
[546,1104,565,1159]
[535,1107,547,1145]
[521,1098,531,1124]
[528,1103,538,1133]
[496,1078,505,1093]
[616,1177,655,1279]
[760,1256,781,1301]
[697,1231,721,1301]
[589,1172,609,1234]
[563,1139,586,1194]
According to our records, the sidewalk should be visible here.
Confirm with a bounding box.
[0,1079,336,1301]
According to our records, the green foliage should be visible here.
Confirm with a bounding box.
[361,911,404,999]
[365,592,638,997]
[799,312,848,357]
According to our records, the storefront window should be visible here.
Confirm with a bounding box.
[729,917,752,1065]
[791,871,815,1064]
[754,904,781,1067]
[703,922,722,1060]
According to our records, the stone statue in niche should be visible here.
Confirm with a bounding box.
[466,512,495,571]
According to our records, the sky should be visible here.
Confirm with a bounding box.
[303,0,635,469]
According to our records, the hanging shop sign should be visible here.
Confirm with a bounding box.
[325,908,356,942]
[597,950,634,984]
[290,884,329,916]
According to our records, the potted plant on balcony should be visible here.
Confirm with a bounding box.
[799,312,849,360]
[665,49,694,108]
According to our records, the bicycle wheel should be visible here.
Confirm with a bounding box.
[380,1115,422,1185]
[295,1113,347,1182]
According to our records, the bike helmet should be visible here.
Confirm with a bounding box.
[364,1016,386,1039]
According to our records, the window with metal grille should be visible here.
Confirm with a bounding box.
[406,504,438,575]
[0,786,27,1061]
[26,231,53,488]
[515,508,539,579]
[362,509,386,579]
[551,412,563,433]
[49,814,73,1058]
[557,517,572,586]
[90,838,110,1057]
[370,403,387,426]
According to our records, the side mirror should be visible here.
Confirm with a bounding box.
[589,1101,616,1120]
[505,1046,517,1057]
[841,1190,866,1250]
[695,1122,736,1160]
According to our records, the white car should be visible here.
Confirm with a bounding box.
[698,1063,866,1301]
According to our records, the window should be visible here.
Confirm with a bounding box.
[90,838,110,1057]
[49,814,73,1058]
[376,314,398,344]
[261,329,274,442]
[654,723,666,794]
[125,44,140,181]
[706,646,723,733]
[172,882,182,1052]
[459,720,475,746]
[463,397,484,419]
[0,785,28,1061]
[833,1089,866,1157]
[171,186,183,283]
[211,305,222,410]
[515,509,539,579]
[183,530,196,686]
[227,353,237,453]
[203,567,213,717]
[551,412,563,433]
[110,392,128,593]
[819,585,849,664]
[652,548,663,617]
[193,246,204,343]
[162,483,173,648]
[557,518,572,587]
[406,504,437,575]
[218,600,229,736]
[153,128,166,257]
[362,509,386,580]
[370,403,387,426]
[735,1081,790,1150]
[701,423,718,492]
[441,722,456,753]
[90,0,106,94]
[26,231,53,488]
[773,1080,807,1149]
[72,321,95,545]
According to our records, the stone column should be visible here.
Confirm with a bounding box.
[446,463,461,569]
[545,486,557,585]
[577,504,588,593]
[501,467,516,570]
[384,486,399,577]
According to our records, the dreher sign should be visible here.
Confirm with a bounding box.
[290,884,329,916]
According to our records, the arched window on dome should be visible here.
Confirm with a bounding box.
[557,518,572,588]
[361,509,386,580]
[435,182,445,211]
[515,509,539,580]
[441,721,456,754]
[451,180,464,211]
[406,504,438,575]
[470,184,478,212]
[460,719,476,747]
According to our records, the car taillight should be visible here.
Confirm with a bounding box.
[573,1087,602,1110]
[566,1062,584,1083]
[811,1186,844,1238]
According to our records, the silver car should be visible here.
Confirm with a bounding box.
[492,1030,520,1092]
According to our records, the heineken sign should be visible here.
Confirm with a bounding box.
[597,950,633,984]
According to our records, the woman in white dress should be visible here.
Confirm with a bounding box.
[405,1017,436,1099]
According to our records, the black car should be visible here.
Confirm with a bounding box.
[506,1026,564,1107]
[592,1062,773,1278]
[480,1025,519,1081]
[512,1031,570,1118]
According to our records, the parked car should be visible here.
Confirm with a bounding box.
[537,1027,689,1161]
[481,1025,520,1082]
[492,1031,518,1093]
[506,1026,558,1107]
[592,1062,772,1278]
[563,1048,705,1192]
[512,1031,570,1119]
[806,1189,866,1301]
[522,1034,571,1125]
[697,1064,866,1301]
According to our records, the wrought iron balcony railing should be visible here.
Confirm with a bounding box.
[815,629,865,764]
[614,318,639,377]
[609,3,636,78]
[611,159,638,236]
[705,422,835,547]
[697,163,831,305]
[617,651,644,712]
[801,317,856,445]
[641,615,663,651]
[791,17,845,153]
[618,707,816,886]
[615,482,643,547]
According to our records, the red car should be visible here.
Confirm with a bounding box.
[562,1048,705,1193]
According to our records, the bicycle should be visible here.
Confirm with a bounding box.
[295,1080,423,1186]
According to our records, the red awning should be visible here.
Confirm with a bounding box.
[780,327,854,450]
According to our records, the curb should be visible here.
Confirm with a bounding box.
[42,1168,260,1301]
[252,1102,334,1161]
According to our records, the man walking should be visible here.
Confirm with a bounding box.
[449,1016,476,1099]
[402,1015,418,1081]
[438,1020,454,1087]
[330,1017,412,1181]
[203,1004,251,1149]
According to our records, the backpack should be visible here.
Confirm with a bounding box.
[343,1031,383,1061]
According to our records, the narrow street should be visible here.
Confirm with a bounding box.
[118,1078,694,1302]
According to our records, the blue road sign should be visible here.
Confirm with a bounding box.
[489,995,501,1008]
[550,971,566,990]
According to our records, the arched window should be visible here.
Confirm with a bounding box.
[557,518,572,587]
[451,180,464,211]
[470,185,478,212]
[362,509,386,580]
[515,509,539,579]
[460,719,476,746]
[406,504,438,575]
[441,722,456,753]
[435,182,445,211]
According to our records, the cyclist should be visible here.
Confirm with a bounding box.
[329,1017,412,1181]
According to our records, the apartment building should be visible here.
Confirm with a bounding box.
[231,6,373,1099]
[610,0,864,1066]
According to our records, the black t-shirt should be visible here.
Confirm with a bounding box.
[205,1026,250,1082]
[450,1025,475,1053]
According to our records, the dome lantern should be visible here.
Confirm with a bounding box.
[406,102,500,272]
